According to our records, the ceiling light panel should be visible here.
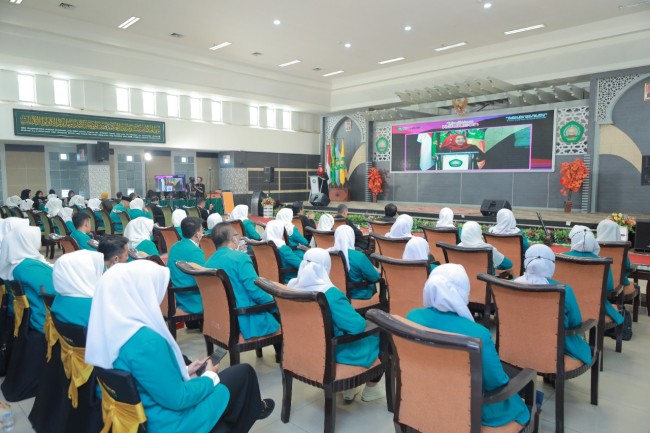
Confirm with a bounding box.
[209,42,232,51]
[118,16,140,29]
[504,24,545,35]
[378,57,405,65]
[278,59,301,67]
[434,42,467,52]
[322,70,344,77]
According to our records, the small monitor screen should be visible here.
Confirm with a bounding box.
[155,175,186,192]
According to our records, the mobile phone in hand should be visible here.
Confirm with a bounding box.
[195,347,228,376]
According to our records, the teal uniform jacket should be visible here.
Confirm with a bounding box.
[277,245,303,283]
[168,239,206,314]
[175,227,183,238]
[562,251,624,325]
[346,249,380,300]
[288,227,308,248]
[242,219,261,240]
[113,327,229,433]
[51,296,92,327]
[65,221,75,233]
[111,203,126,232]
[135,240,160,257]
[406,307,530,427]
[324,288,379,368]
[522,236,531,252]
[71,229,94,251]
[206,248,280,339]
[13,259,55,333]
[94,211,104,228]
[128,209,153,220]
[496,256,513,271]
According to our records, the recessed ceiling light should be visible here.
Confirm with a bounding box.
[251,52,263,56]
[323,70,344,77]
[278,59,301,67]
[59,2,75,9]
[313,67,322,71]
[169,33,184,38]
[404,25,412,31]
[378,57,405,65]
[209,42,232,51]
[618,0,650,8]
[504,24,545,35]
[9,0,23,4]
[434,42,467,51]
[118,16,140,29]
[483,2,492,8]
[344,43,352,48]
[273,19,281,25]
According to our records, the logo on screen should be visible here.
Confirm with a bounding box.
[448,159,463,168]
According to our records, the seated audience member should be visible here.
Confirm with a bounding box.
[128,197,152,220]
[172,209,187,237]
[207,213,223,233]
[115,191,123,201]
[100,192,109,200]
[488,209,530,252]
[167,217,206,314]
[124,217,159,256]
[403,237,437,271]
[85,260,273,433]
[110,195,131,232]
[376,203,398,223]
[436,207,455,228]
[335,204,368,250]
[66,190,76,206]
[407,264,531,428]
[207,222,281,341]
[196,198,213,222]
[97,235,130,269]
[515,244,592,364]
[385,214,414,238]
[597,218,633,287]
[32,190,45,210]
[20,198,34,212]
[69,195,86,209]
[317,214,335,231]
[149,196,166,227]
[290,201,316,242]
[0,217,30,250]
[459,221,512,271]
[288,248,383,402]
[51,250,104,326]
[231,205,261,240]
[129,192,138,200]
[20,188,31,200]
[5,195,22,208]
[276,207,309,250]
[330,225,380,300]
[562,225,624,326]
[100,198,114,213]
[59,207,75,233]
[70,212,95,251]
[262,220,303,282]
[87,198,104,228]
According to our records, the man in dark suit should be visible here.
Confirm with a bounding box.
[290,201,316,242]
[335,203,368,250]
[197,197,213,227]
[149,196,166,226]
[375,203,398,223]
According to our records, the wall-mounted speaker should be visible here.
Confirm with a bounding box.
[641,155,650,185]
[263,166,275,183]
[634,220,650,252]
[96,141,110,162]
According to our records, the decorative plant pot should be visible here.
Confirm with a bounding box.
[563,201,573,213]
[263,205,273,218]
[372,193,378,203]
[330,187,350,202]
[620,226,629,241]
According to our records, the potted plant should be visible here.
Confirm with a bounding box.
[261,196,275,218]
[367,167,383,203]
[559,158,589,212]
[609,212,636,241]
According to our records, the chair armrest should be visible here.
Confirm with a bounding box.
[279,267,298,275]
[255,222,267,229]
[333,322,380,346]
[483,368,536,404]
[347,280,374,289]
[297,244,310,252]
[497,269,512,279]
[235,302,276,315]
[565,319,597,336]
[169,285,200,294]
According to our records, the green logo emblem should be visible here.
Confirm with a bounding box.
[375,137,389,154]
[449,159,463,168]
[560,121,585,143]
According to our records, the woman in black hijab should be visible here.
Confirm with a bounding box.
[32,190,45,210]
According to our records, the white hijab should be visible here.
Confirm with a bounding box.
[172,209,187,227]
[459,221,505,267]
[596,219,620,242]
[569,225,600,255]
[0,226,51,280]
[124,217,154,249]
[386,214,413,238]
[207,213,223,230]
[85,261,188,380]
[5,196,21,207]
[53,250,104,298]
[263,219,287,247]
[275,208,295,235]
[47,193,58,201]
[46,198,63,218]
[489,209,519,234]
[317,214,335,231]
[423,263,474,322]
[287,248,334,293]
[129,198,144,211]
[87,198,101,211]
[330,225,355,270]
[231,205,249,221]
[515,244,556,285]
[436,207,455,228]
[69,195,86,208]
[59,207,73,223]
[403,237,430,261]
[19,199,34,211]
[0,217,30,248]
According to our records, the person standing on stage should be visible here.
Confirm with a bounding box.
[194,177,206,199]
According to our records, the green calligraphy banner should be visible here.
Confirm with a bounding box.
[13,109,165,143]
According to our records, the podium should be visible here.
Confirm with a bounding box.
[438,152,479,170]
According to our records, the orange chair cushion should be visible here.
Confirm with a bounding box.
[238,329,282,344]
[482,421,524,433]
[564,354,585,372]
[351,292,380,310]
[335,358,381,380]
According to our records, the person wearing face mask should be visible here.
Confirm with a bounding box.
[97,235,130,269]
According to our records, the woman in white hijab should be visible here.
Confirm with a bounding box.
[69,195,86,209]
[231,205,261,240]
[489,209,530,251]
[597,218,633,287]
[262,220,302,282]
[19,199,34,212]
[85,260,271,433]
[403,237,437,272]
[5,195,22,208]
[124,217,159,256]
[288,248,382,402]
[407,264,531,428]
[330,225,379,300]
[172,209,187,237]
[459,221,512,271]
[436,207,455,228]
[515,244,592,364]
[317,214,335,231]
[59,207,75,233]
[127,197,150,220]
[87,198,101,211]
[50,250,104,327]
[46,197,63,218]
[207,213,223,231]
[0,217,29,248]
[275,207,308,248]
[386,214,413,238]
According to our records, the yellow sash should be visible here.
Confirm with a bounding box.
[0,284,6,296]
[43,309,60,362]
[59,336,94,408]
[98,380,147,433]
[13,295,29,337]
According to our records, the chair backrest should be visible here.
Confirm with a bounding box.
[438,243,492,306]
[333,218,346,230]
[185,206,200,218]
[328,251,349,295]
[368,220,393,236]
[482,232,525,277]
[95,368,147,433]
[553,255,611,323]
[52,315,87,347]
[0,206,9,218]
[222,191,235,215]
[153,226,181,254]
[227,220,245,237]
[82,207,98,233]
[248,239,282,282]
[53,215,70,235]
[256,278,332,384]
[367,310,482,433]
[372,233,410,259]
[99,209,115,235]
[371,254,430,317]
[25,210,39,227]
[477,273,564,375]
[420,226,458,263]
[117,211,131,228]
[9,207,24,218]
[292,216,304,236]
[199,236,216,258]
[41,214,55,237]
[306,227,335,249]
[57,235,81,254]
[597,241,630,288]
[161,206,173,227]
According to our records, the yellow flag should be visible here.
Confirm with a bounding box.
[339,139,347,186]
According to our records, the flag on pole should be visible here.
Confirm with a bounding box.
[325,141,331,183]
[330,140,337,185]
[339,139,347,186]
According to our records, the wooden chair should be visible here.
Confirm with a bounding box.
[222,191,235,215]
[554,255,618,368]
[333,218,347,230]
[199,236,216,258]
[0,205,9,218]
[227,219,245,237]
[483,232,526,278]
[420,226,459,264]
[40,213,56,259]
[95,368,147,433]
[185,206,201,218]
[306,227,335,249]
[49,234,81,254]
[99,209,117,235]
[292,216,305,236]
[598,241,640,322]
[152,226,181,254]
[176,262,281,364]
[328,251,387,316]
[477,273,599,433]
[25,209,41,228]
[161,205,173,227]
[371,254,430,317]
[366,309,538,433]
[82,207,102,235]
[368,220,393,236]
[371,233,410,259]
[248,239,298,284]
[9,207,25,218]
[53,215,71,236]
[255,278,387,433]
[438,242,494,326]
[117,211,131,230]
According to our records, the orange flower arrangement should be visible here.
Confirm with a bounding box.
[560,158,589,202]
[368,167,383,196]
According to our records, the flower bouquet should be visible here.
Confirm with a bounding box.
[261,196,276,207]
[609,212,636,233]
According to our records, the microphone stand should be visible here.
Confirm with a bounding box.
[208,167,213,211]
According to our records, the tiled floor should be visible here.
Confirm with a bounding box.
[3,307,650,433]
